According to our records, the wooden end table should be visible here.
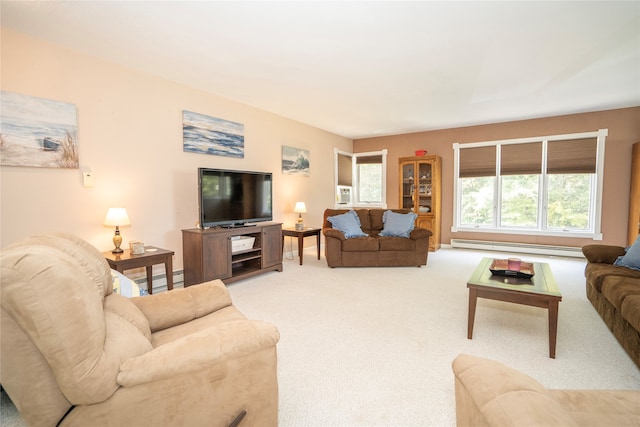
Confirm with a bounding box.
[466,257,562,358]
[282,227,321,265]
[103,246,174,295]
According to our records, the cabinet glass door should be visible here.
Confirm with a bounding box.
[401,163,415,210]
[417,162,433,214]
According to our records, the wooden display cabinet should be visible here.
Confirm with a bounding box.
[399,155,442,251]
[182,222,283,286]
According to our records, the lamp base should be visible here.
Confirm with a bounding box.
[112,228,123,254]
[295,223,304,231]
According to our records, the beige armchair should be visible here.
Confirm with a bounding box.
[452,354,640,426]
[1,232,279,427]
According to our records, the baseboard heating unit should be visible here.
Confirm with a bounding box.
[449,239,584,258]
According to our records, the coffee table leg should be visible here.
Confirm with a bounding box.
[548,300,559,358]
[467,288,478,339]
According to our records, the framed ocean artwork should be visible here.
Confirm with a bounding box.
[183,110,244,158]
[0,91,79,168]
[282,145,310,176]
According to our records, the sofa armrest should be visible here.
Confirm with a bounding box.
[130,280,232,332]
[117,320,279,387]
[410,227,432,240]
[452,354,578,427]
[582,245,626,265]
[323,228,346,241]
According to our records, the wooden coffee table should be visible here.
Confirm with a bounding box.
[467,257,562,358]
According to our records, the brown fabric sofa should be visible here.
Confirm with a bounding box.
[322,208,431,267]
[1,232,279,427]
[453,353,640,427]
[582,244,640,368]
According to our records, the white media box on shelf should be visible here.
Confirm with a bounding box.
[231,236,256,253]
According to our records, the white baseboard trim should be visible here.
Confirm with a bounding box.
[449,239,584,258]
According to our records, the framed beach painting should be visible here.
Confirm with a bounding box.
[282,145,310,176]
[0,91,79,168]
[183,110,244,158]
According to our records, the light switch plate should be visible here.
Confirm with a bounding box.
[82,171,94,187]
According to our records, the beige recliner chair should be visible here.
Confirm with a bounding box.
[1,232,279,427]
[452,354,640,426]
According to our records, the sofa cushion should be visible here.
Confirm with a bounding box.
[621,295,640,332]
[355,209,372,232]
[614,235,640,271]
[601,276,640,311]
[585,263,640,292]
[367,209,385,232]
[379,236,416,251]
[379,210,417,238]
[341,236,379,252]
[328,210,368,238]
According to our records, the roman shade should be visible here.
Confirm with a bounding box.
[459,146,496,178]
[460,138,596,177]
[547,137,597,174]
[356,155,383,164]
[500,142,542,175]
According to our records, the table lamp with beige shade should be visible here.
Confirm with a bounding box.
[104,207,130,254]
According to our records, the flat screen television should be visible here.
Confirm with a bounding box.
[198,168,273,228]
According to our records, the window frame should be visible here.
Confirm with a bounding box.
[452,129,607,240]
[334,148,388,209]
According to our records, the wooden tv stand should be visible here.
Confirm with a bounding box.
[182,222,283,286]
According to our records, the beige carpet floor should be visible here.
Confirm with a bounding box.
[2,247,639,426]
[232,246,640,426]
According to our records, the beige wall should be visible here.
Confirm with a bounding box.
[0,29,352,270]
[355,107,640,248]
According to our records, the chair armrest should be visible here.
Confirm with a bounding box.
[117,320,279,387]
[130,279,232,332]
[452,354,578,426]
[323,228,346,241]
[582,245,626,265]
[410,227,432,240]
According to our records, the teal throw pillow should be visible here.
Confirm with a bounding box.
[614,235,640,271]
[328,210,368,238]
[379,210,417,238]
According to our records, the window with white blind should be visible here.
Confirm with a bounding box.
[452,129,607,239]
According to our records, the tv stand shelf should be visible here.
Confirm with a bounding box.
[182,222,283,286]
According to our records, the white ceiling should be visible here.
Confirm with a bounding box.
[2,1,639,139]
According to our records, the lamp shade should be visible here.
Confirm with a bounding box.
[104,208,131,227]
[294,202,307,214]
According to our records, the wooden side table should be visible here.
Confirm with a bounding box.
[103,246,174,294]
[282,227,321,265]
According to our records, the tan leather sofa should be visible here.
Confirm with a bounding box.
[453,354,640,427]
[582,244,640,368]
[322,208,431,267]
[1,232,279,427]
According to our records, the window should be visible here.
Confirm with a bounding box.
[334,148,387,208]
[453,130,606,239]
